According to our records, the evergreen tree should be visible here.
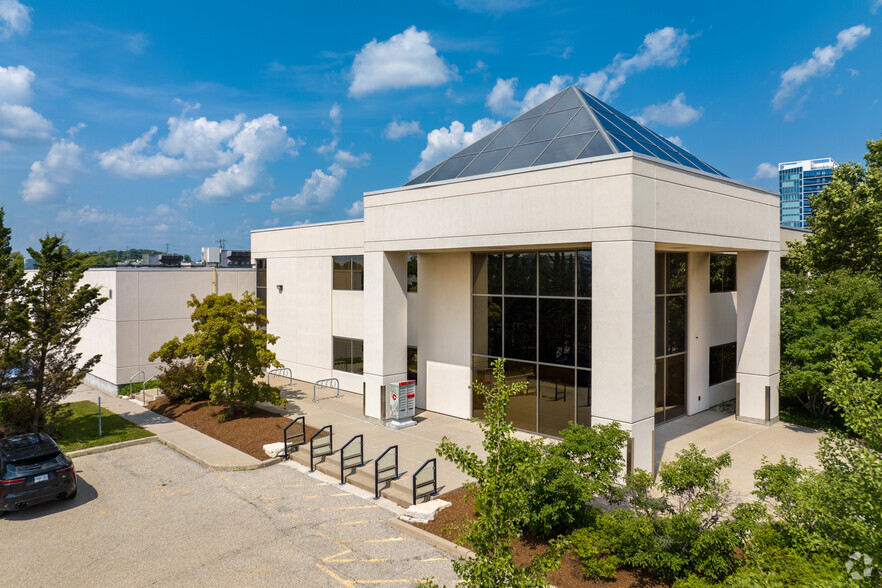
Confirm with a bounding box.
[0,207,27,403]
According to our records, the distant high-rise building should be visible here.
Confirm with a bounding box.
[778,158,837,229]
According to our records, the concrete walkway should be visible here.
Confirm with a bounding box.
[67,385,264,470]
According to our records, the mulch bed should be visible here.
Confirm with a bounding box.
[412,487,668,588]
[146,397,321,460]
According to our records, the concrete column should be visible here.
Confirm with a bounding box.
[687,252,710,414]
[591,240,655,472]
[363,251,408,420]
[736,250,780,424]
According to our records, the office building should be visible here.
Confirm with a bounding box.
[778,158,836,229]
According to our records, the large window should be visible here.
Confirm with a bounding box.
[709,342,736,386]
[655,252,687,424]
[710,253,736,293]
[407,253,418,292]
[333,337,364,374]
[255,258,267,323]
[407,346,418,382]
[333,255,364,290]
[472,250,592,437]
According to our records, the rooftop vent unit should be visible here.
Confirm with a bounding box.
[223,250,252,267]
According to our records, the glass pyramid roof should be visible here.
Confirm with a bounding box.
[404,86,728,186]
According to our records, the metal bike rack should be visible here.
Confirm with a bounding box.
[339,434,365,485]
[374,445,399,500]
[267,367,292,386]
[283,417,306,460]
[312,378,340,402]
[309,425,333,472]
[413,458,438,505]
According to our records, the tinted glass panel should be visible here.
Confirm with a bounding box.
[504,253,536,295]
[538,365,575,436]
[459,127,503,155]
[407,346,418,382]
[655,297,665,357]
[607,134,628,153]
[473,296,503,357]
[709,342,737,385]
[516,100,555,121]
[429,154,477,182]
[615,133,653,156]
[574,369,590,426]
[665,354,686,420]
[504,360,537,431]
[577,250,592,298]
[494,141,550,172]
[351,255,364,291]
[539,251,575,297]
[666,296,687,355]
[710,254,736,293]
[655,358,665,424]
[472,356,494,419]
[577,299,591,368]
[405,162,442,186]
[333,338,351,371]
[522,109,578,144]
[407,253,418,292]
[487,118,540,150]
[461,148,509,177]
[333,256,351,290]
[504,298,536,361]
[473,253,503,295]
[351,339,364,375]
[656,253,666,295]
[534,133,595,167]
[539,298,575,365]
[548,87,582,112]
[560,109,598,136]
[667,254,687,294]
[579,133,614,159]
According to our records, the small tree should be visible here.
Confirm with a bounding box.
[436,358,562,587]
[13,235,105,433]
[149,292,284,418]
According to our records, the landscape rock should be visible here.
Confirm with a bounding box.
[399,499,451,524]
[263,442,286,458]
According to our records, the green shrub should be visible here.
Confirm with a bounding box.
[570,528,619,581]
[156,361,210,403]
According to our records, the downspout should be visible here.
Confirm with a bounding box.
[212,266,217,294]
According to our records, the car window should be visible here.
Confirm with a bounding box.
[5,452,64,477]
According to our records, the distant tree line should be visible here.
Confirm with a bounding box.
[80,249,193,267]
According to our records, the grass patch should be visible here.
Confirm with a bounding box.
[56,400,154,452]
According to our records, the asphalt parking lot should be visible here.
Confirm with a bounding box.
[0,442,458,587]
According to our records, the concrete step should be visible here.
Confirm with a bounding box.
[283,442,418,507]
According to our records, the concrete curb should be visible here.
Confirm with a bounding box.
[388,518,473,560]
[67,436,159,458]
[155,439,284,471]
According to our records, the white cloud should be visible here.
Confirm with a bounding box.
[192,114,298,202]
[270,150,369,214]
[454,0,534,14]
[577,27,694,100]
[665,136,684,148]
[56,202,197,239]
[21,138,83,203]
[346,200,364,218]
[384,120,423,140]
[0,0,31,41]
[411,118,502,177]
[0,103,53,141]
[349,26,457,97]
[0,64,34,104]
[753,162,778,181]
[634,93,703,127]
[486,75,571,117]
[872,0,882,14]
[99,112,298,202]
[773,25,871,114]
[329,103,342,127]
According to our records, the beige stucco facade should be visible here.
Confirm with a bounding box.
[79,267,255,393]
[252,152,781,470]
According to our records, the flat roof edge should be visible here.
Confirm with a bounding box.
[251,218,364,235]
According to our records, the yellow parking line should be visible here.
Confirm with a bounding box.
[316,563,355,588]
[363,537,405,543]
[320,505,379,511]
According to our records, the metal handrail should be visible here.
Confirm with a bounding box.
[412,458,438,505]
[374,445,399,500]
[339,434,365,485]
[309,425,333,472]
[128,370,146,403]
[313,378,341,402]
[283,416,306,460]
[267,367,292,386]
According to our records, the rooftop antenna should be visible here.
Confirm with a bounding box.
[219,238,226,250]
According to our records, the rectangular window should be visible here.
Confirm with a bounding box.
[710,254,736,293]
[407,253,418,292]
[332,255,364,291]
[255,258,267,323]
[407,346,418,382]
[709,342,736,386]
[333,337,364,375]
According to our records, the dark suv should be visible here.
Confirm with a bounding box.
[0,433,77,515]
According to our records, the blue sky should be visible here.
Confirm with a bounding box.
[1,0,881,258]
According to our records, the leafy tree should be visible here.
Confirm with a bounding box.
[780,271,882,417]
[786,136,882,277]
[827,351,882,452]
[436,358,563,587]
[149,292,284,419]
[0,207,27,401]
[4,235,106,433]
